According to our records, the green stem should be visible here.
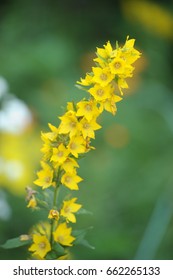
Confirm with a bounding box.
[50,170,61,247]
[53,183,60,206]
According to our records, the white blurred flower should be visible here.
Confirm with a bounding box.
[5,160,24,181]
[0,157,24,181]
[0,76,9,98]
[0,191,12,221]
[0,94,33,134]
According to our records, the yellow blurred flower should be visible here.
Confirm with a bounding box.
[0,132,41,195]
[34,161,54,189]
[99,94,122,115]
[60,198,82,223]
[76,100,100,121]
[79,117,101,139]
[51,143,69,165]
[59,110,79,138]
[104,123,130,148]
[88,83,112,101]
[29,234,51,259]
[30,222,51,238]
[96,41,113,59]
[27,196,37,208]
[48,209,59,221]
[92,67,114,87]
[122,0,173,39]
[61,157,79,173]
[67,136,86,158]
[77,73,93,86]
[53,222,75,246]
[61,172,83,190]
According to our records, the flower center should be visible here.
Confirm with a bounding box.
[65,176,72,183]
[64,206,71,214]
[100,73,107,81]
[57,151,64,157]
[97,89,104,96]
[45,176,51,183]
[70,142,77,150]
[58,235,64,243]
[70,121,76,128]
[114,61,121,69]
[39,242,46,249]
[85,104,92,111]
[83,122,90,129]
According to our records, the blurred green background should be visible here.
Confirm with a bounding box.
[0,0,173,260]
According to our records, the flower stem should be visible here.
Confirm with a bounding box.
[50,170,61,247]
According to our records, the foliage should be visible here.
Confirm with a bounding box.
[1,0,173,260]
[1,37,141,259]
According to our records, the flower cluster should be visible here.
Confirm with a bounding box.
[26,37,141,259]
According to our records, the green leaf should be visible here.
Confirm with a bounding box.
[75,84,88,91]
[77,153,87,160]
[45,251,57,260]
[73,227,95,250]
[73,226,93,237]
[76,208,93,215]
[1,237,31,249]
[116,40,119,49]
[45,243,66,260]
[36,198,49,209]
[76,238,95,250]
[95,52,107,63]
[53,242,65,255]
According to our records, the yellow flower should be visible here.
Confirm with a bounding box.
[25,186,37,201]
[98,41,113,58]
[123,37,135,49]
[40,123,59,159]
[88,84,112,101]
[60,198,82,223]
[76,99,100,121]
[117,78,129,96]
[53,222,75,246]
[61,157,79,173]
[48,209,59,221]
[94,41,114,67]
[30,222,51,238]
[77,74,93,86]
[57,252,70,260]
[92,67,114,87]
[28,234,51,259]
[109,57,126,75]
[99,94,122,115]
[94,41,113,63]
[41,131,55,142]
[40,132,53,160]
[27,196,37,208]
[113,38,141,70]
[109,56,134,79]
[48,122,60,133]
[61,171,83,190]
[59,110,79,138]
[51,143,69,165]
[79,117,101,139]
[85,136,95,151]
[66,102,75,111]
[121,38,141,64]
[67,135,86,158]
[34,161,54,189]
